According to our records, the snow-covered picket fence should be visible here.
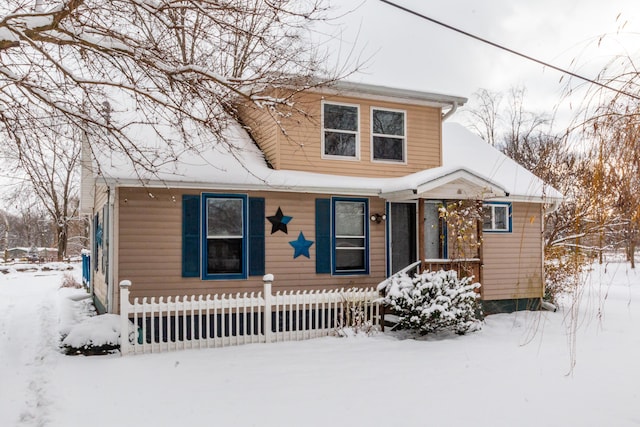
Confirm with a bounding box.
[119,276,381,355]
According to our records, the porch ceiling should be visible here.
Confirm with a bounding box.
[378,169,508,202]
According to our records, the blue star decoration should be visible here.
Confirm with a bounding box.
[289,232,314,259]
[267,207,293,234]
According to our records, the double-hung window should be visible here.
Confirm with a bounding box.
[371,107,406,162]
[322,102,359,159]
[482,202,512,232]
[202,194,248,279]
[332,198,369,274]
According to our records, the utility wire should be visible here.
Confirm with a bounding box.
[380,0,640,101]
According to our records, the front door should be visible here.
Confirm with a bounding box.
[388,202,417,274]
[424,201,444,259]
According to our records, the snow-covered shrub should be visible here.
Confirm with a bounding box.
[61,314,122,355]
[379,270,482,335]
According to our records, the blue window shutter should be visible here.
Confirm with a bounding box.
[248,197,265,276]
[182,195,200,277]
[315,198,331,274]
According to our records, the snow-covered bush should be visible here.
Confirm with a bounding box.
[379,270,482,335]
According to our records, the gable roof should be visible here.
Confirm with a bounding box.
[91,119,562,207]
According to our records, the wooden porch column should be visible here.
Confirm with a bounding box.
[418,198,425,272]
[476,202,484,297]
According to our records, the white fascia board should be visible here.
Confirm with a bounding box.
[485,193,565,206]
[99,177,383,197]
[312,81,468,109]
[378,169,507,201]
[415,170,507,197]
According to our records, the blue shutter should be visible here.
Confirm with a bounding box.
[182,195,200,277]
[248,197,265,276]
[315,198,331,274]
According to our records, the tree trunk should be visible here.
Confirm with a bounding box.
[56,223,67,262]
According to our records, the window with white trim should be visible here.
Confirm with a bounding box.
[482,202,512,232]
[371,107,406,162]
[332,198,369,274]
[322,102,359,159]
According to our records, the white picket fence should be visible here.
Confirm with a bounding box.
[119,275,381,355]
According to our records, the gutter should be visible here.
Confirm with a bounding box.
[441,101,459,121]
[97,177,385,198]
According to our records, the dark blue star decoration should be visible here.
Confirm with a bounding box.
[267,207,293,234]
[289,232,313,259]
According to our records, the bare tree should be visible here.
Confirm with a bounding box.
[0,0,355,176]
[465,88,502,146]
[1,193,55,251]
[463,86,617,302]
[569,45,640,266]
[2,117,80,260]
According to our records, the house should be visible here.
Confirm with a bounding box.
[80,81,563,317]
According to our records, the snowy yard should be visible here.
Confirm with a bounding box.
[1,262,639,427]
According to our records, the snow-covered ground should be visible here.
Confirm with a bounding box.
[1,261,638,427]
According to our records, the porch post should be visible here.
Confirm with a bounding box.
[119,280,132,356]
[263,274,274,343]
[418,198,425,272]
[476,202,484,297]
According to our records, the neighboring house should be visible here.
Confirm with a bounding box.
[80,81,562,316]
[4,247,56,262]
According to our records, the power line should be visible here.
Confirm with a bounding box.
[379,0,640,101]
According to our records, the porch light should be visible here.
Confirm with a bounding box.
[370,213,386,223]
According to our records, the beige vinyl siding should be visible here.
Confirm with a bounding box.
[115,187,387,310]
[481,202,543,301]
[237,91,442,177]
[236,103,280,168]
[92,186,109,310]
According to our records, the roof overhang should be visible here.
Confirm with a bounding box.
[313,81,468,109]
[379,169,508,202]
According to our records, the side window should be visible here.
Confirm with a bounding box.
[202,194,248,279]
[371,107,406,162]
[322,102,359,159]
[332,198,369,275]
[482,203,512,232]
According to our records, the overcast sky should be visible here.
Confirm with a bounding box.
[325,0,640,127]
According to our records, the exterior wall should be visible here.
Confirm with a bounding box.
[238,91,443,177]
[235,103,279,168]
[115,187,387,313]
[481,202,543,301]
[92,185,109,313]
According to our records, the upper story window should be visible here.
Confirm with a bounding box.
[482,202,512,232]
[322,102,359,159]
[371,107,406,162]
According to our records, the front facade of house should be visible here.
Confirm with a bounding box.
[81,82,562,315]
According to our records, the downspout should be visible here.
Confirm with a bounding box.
[441,101,458,122]
[107,184,116,313]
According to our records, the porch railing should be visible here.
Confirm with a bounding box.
[377,258,482,293]
[423,258,482,282]
[119,275,381,355]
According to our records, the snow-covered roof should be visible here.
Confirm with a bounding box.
[443,123,564,203]
[92,121,562,206]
